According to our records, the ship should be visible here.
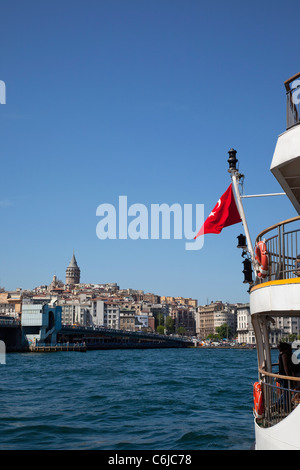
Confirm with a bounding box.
[230,72,300,450]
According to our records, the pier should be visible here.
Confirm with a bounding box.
[29,342,87,352]
[58,325,193,350]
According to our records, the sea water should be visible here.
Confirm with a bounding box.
[0,348,259,450]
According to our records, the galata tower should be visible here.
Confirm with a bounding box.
[65,252,80,285]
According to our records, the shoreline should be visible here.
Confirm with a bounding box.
[4,344,257,353]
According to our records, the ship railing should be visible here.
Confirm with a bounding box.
[33,342,86,349]
[285,72,300,129]
[258,367,300,427]
[255,216,300,284]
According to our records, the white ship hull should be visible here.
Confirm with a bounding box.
[255,405,300,450]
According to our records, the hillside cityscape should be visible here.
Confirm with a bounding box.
[0,253,298,347]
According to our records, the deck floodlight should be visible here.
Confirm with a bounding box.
[237,234,247,249]
[242,258,253,284]
[228,148,238,172]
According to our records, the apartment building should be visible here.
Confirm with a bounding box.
[268,316,300,346]
[169,306,196,336]
[236,303,255,344]
[90,299,120,329]
[120,310,136,331]
[196,301,224,338]
[0,291,22,315]
[59,299,93,326]
[103,301,120,329]
[214,303,237,337]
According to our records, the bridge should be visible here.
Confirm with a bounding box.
[0,317,194,351]
[0,317,22,351]
[58,325,194,349]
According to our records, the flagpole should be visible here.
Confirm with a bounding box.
[227,149,255,265]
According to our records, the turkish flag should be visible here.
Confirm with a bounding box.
[194,183,241,239]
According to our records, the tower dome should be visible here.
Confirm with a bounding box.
[65,252,80,285]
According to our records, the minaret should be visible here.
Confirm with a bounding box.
[65,252,80,286]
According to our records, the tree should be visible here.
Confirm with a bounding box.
[165,316,174,334]
[177,326,186,336]
[156,313,164,328]
[207,333,219,341]
[216,323,232,340]
[156,325,165,334]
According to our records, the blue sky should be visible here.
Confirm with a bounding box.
[0,0,299,304]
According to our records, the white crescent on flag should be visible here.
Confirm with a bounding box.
[194,184,241,239]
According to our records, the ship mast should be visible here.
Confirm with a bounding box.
[227,148,255,264]
[227,148,286,284]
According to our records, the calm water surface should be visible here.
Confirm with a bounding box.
[0,348,259,450]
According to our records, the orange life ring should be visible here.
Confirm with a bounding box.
[253,381,264,419]
[255,240,269,279]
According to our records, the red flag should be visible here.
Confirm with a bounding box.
[194,183,241,239]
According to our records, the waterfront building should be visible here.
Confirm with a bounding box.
[119,307,156,333]
[0,302,15,315]
[236,303,300,346]
[29,294,52,305]
[148,315,155,332]
[120,310,136,331]
[196,301,224,338]
[135,313,150,330]
[170,306,196,336]
[197,301,240,339]
[236,303,255,344]
[91,298,105,327]
[0,291,22,315]
[65,252,80,286]
[214,303,237,337]
[77,303,93,326]
[60,300,77,325]
[104,301,120,329]
[268,316,300,346]
[90,299,120,329]
[21,303,62,345]
[60,300,93,327]
[60,296,121,329]
[59,297,103,327]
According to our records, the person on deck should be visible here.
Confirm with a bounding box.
[277,342,295,410]
[278,342,294,387]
